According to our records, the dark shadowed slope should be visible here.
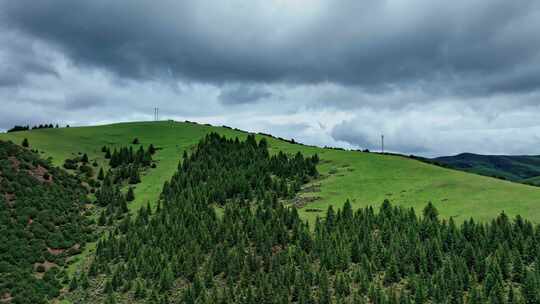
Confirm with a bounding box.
[432,153,540,185]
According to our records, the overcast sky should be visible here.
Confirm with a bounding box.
[1,0,540,156]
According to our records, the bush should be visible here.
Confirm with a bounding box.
[79,165,94,178]
[36,264,46,273]
[63,159,78,170]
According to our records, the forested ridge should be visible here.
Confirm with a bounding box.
[0,140,93,303]
[65,133,540,304]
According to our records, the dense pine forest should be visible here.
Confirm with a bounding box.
[64,133,540,304]
[0,140,93,303]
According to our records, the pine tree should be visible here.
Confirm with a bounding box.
[79,272,89,290]
[22,138,29,148]
[484,257,503,296]
[318,268,332,304]
[423,202,439,221]
[468,286,485,304]
[129,166,141,184]
[134,280,146,299]
[126,187,135,202]
[98,168,105,180]
[69,275,78,291]
[385,255,401,285]
[513,252,525,283]
[98,210,107,226]
[335,272,351,297]
[159,266,174,291]
[488,281,505,304]
[523,271,538,304]
[105,293,117,304]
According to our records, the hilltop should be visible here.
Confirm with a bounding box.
[2,121,540,224]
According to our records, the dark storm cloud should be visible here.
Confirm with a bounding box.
[218,85,272,105]
[2,0,540,94]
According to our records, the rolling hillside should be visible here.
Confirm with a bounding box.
[433,153,540,186]
[2,121,540,225]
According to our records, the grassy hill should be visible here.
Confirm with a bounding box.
[2,121,540,224]
[432,153,540,186]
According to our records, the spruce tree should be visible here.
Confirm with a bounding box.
[318,268,332,304]
[523,271,538,304]
[385,255,401,285]
[98,168,105,180]
[129,166,141,184]
[126,187,135,202]
[69,276,78,291]
[484,257,504,296]
[513,252,525,283]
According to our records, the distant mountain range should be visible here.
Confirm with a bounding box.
[430,153,540,186]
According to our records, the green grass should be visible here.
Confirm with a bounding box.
[3,121,540,225]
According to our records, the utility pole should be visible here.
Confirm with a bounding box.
[153,107,159,121]
[381,134,384,153]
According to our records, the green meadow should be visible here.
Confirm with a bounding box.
[2,120,540,224]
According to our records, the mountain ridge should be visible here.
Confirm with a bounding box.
[432,152,540,185]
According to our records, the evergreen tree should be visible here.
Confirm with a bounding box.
[484,257,504,296]
[385,255,401,285]
[513,252,525,283]
[523,271,538,304]
[129,166,141,184]
[423,202,439,221]
[98,167,105,180]
[318,268,332,304]
[126,187,135,202]
[69,276,78,291]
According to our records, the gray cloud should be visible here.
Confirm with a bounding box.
[331,120,429,154]
[64,93,105,110]
[218,85,272,105]
[0,31,59,88]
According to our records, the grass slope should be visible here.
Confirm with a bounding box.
[2,121,540,224]
[433,153,540,186]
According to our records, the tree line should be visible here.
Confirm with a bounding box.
[7,124,69,133]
